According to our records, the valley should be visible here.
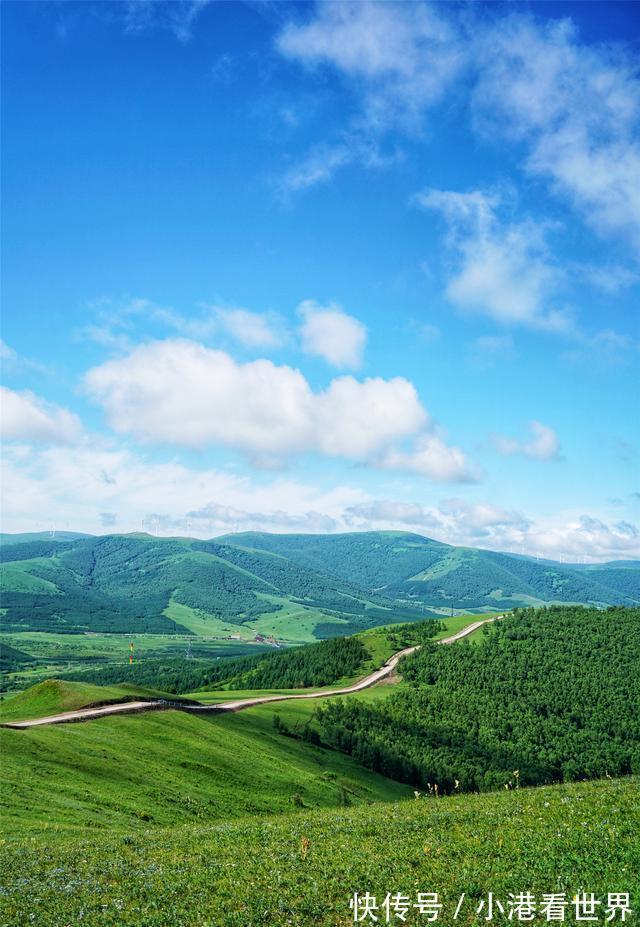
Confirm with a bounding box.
[1,535,639,926]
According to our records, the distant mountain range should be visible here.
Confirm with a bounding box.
[220,531,640,610]
[1,531,638,640]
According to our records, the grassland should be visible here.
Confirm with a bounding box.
[0,614,485,715]
[1,777,637,926]
[0,679,176,723]
[0,707,411,835]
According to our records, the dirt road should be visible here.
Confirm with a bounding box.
[3,615,500,729]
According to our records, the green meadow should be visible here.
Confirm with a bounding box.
[1,777,637,926]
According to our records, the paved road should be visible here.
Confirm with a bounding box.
[3,615,500,729]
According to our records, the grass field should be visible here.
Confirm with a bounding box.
[0,706,411,834]
[1,777,637,926]
[1,609,492,697]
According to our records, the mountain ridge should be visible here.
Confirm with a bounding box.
[1,531,638,641]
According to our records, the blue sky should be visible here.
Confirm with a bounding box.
[1,0,639,560]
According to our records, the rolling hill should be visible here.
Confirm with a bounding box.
[222,530,640,610]
[0,533,434,640]
[1,532,639,656]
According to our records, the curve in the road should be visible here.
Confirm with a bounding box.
[3,615,500,730]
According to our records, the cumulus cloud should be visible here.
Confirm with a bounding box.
[376,434,480,483]
[297,300,367,368]
[0,387,84,445]
[415,188,571,332]
[344,496,640,561]
[535,515,640,562]
[83,338,430,463]
[346,496,530,548]
[2,441,638,560]
[187,501,338,533]
[0,443,364,538]
[493,420,561,461]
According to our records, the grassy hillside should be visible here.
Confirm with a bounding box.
[1,777,637,926]
[1,706,411,834]
[0,679,174,723]
[223,531,640,609]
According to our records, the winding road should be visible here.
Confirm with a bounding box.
[2,616,499,730]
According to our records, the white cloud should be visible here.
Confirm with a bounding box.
[298,300,367,368]
[376,434,480,483]
[346,496,530,547]
[276,1,464,188]
[213,307,285,349]
[493,420,561,461]
[563,329,638,368]
[186,501,338,533]
[415,188,571,332]
[83,338,477,480]
[278,1,464,132]
[0,442,365,537]
[473,16,640,251]
[0,340,51,375]
[278,5,640,253]
[83,338,428,465]
[0,387,84,445]
[1,341,18,364]
[2,442,637,560]
[122,0,211,44]
[279,137,401,194]
[345,499,441,528]
[345,496,640,560]
[80,297,287,353]
[531,515,640,562]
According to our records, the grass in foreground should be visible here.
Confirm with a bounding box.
[0,777,637,926]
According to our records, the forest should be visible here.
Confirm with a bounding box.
[309,606,640,793]
[62,636,366,693]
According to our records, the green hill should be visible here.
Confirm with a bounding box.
[310,606,640,790]
[0,533,433,640]
[0,678,178,723]
[222,530,640,609]
[1,703,411,834]
[1,532,638,656]
[1,776,637,926]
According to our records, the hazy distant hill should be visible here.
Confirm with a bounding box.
[1,531,638,640]
[0,533,432,637]
[0,531,93,546]
[221,531,640,610]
